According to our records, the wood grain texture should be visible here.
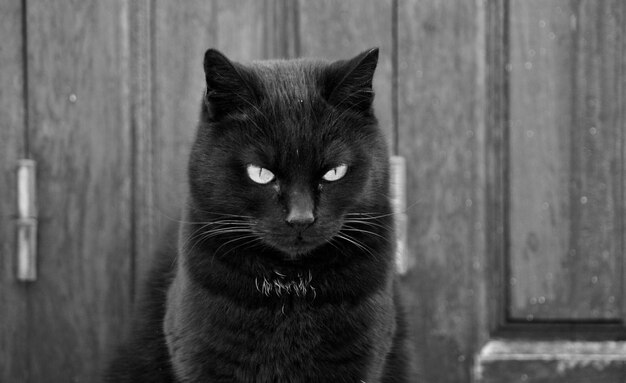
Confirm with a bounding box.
[298,0,394,143]
[0,1,28,381]
[150,0,216,284]
[397,0,487,381]
[476,340,626,383]
[485,0,511,335]
[508,0,625,321]
[479,360,626,383]
[131,0,155,296]
[260,0,299,59]
[25,1,133,381]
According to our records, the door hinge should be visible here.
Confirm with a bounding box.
[17,159,37,281]
[390,156,409,274]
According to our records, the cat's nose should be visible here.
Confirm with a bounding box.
[285,189,315,229]
[286,208,315,228]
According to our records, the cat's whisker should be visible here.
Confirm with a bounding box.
[334,233,375,258]
[186,206,255,220]
[220,236,264,259]
[180,222,213,254]
[196,220,253,227]
[344,200,423,221]
[198,229,254,242]
[342,219,394,232]
[182,223,253,255]
[178,216,257,256]
[196,225,253,239]
[341,226,392,243]
[323,235,344,255]
[213,234,261,258]
[199,228,252,237]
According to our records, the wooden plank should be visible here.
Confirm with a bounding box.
[150,0,214,287]
[485,0,511,335]
[298,0,394,143]
[0,1,29,381]
[508,0,624,321]
[25,1,133,380]
[261,0,299,59]
[397,0,487,381]
[130,0,155,298]
[214,0,273,59]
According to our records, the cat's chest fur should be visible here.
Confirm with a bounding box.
[164,267,395,383]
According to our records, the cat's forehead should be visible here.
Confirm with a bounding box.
[243,135,353,177]
[222,58,368,170]
[249,59,327,103]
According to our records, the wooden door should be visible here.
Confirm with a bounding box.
[1,1,133,381]
[1,1,624,382]
[475,1,626,381]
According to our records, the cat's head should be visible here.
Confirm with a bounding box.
[188,48,390,259]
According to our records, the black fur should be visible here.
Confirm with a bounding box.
[106,48,415,382]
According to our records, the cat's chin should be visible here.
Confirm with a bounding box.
[274,243,319,259]
[264,237,326,259]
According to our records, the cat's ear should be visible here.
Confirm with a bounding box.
[323,48,379,112]
[203,49,259,120]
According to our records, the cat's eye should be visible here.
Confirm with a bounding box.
[246,165,275,184]
[322,164,348,182]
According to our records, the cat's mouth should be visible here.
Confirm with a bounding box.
[263,232,328,257]
[255,220,343,258]
[279,237,321,256]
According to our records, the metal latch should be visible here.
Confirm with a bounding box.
[390,156,409,274]
[17,159,37,281]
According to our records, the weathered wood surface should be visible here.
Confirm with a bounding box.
[298,0,394,143]
[397,1,487,381]
[0,1,28,381]
[476,340,626,383]
[1,1,623,382]
[24,0,133,381]
[508,0,624,321]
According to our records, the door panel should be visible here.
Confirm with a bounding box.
[477,0,626,381]
[25,1,133,380]
[397,1,487,381]
[508,0,624,321]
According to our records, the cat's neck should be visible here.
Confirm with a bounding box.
[176,223,394,307]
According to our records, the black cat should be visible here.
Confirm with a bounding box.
[106,48,415,382]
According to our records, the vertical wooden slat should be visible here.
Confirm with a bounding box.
[261,0,300,59]
[25,1,133,380]
[620,1,626,328]
[149,0,216,285]
[485,0,510,335]
[397,0,486,381]
[508,0,624,321]
[298,0,394,143]
[130,0,154,296]
[214,0,294,60]
[0,1,28,381]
